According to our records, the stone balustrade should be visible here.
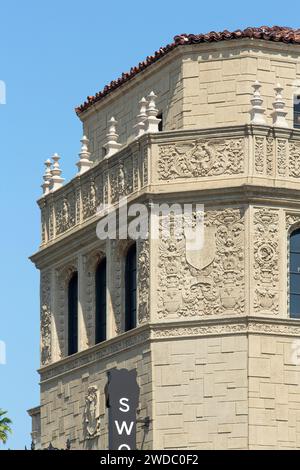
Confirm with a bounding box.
[38,123,300,246]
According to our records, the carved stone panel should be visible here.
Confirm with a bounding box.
[82,176,102,221]
[111,240,122,334]
[137,239,150,324]
[253,208,279,315]
[289,142,300,178]
[83,250,106,346]
[158,138,244,180]
[110,156,133,204]
[83,386,101,440]
[55,192,76,235]
[277,139,287,177]
[55,262,77,358]
[41,271,52,366]
[157,207,245,318]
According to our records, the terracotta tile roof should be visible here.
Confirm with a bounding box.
[76,26,300,115]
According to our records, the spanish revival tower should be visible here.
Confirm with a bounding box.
[29,26,300,450]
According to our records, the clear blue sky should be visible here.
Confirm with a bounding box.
[0,0,299,449]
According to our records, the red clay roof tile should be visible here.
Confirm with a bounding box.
[76,26,300,116]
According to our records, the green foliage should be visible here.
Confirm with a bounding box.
[0,409,12,444]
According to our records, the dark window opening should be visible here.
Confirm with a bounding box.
[290,228,300,318]
[157,112,163,132]
[95,258,107,343]
[125,243,137,331]
[68,272,78,355]
[294,96,300,129]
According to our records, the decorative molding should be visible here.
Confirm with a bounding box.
[253,208,279,315]
[40,328,151,382]
[158,138,244,180]
[83,386,101,439]
[39,317,300,382]
[83,250,106,346]
[41,271,52,366]
[137,238,150,324]
[157,207,245,318]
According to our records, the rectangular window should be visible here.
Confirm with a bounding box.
[294,96,300,129]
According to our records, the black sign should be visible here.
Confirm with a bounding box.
[106,368,140,450]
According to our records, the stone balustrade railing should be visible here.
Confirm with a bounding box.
[38,123,300,246]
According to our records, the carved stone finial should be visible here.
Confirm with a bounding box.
[103,117,121,158]
[51,153,64,191]
[250,80,266,125]
[42,159,52,195]
[272,83,288,128]
[134,97,148,138]
[146,91,161,133]
[77,135,93,175]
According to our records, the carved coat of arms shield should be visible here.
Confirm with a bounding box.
[185,225,216,271]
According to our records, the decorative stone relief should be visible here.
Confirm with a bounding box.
[253,208,279,314]
[254,136,264,174]
[103,170,109,204]
[158,139,244,180]
[110,157,133,203]
[285,212,300,316]
[137,239,150,324]
[83,250,106,346]
[49,202,54,240]
[41,271,52,365]
[286,213,300,232]
[75,183,81,224]
[82,177,98,220]
[266,136,274,176]
[40,202,46,245]
[133,151,139,190]
[55,262,77,357]
[111,240,122,334]
[83,386,101,439]
[142,145,149,186]
[157,207,245,318]
[277,139,287,177]
[289,141,300,178]
[55,193,76,235]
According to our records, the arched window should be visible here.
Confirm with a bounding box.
[95,258,107,343]
[290,229,300,318]
[125,243,137,331]
[68,272,78,355]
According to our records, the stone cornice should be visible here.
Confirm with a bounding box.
[31,183,300,269]
[39,316,300,384]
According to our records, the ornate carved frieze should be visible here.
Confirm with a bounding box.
[110,157,133,204]
[253,208,279,314]
[289,141,300,178]
[41,271,52,366]
[277,139,287,177]
[266,136,274,176]
[55,192,76,235]
[254,133,274,176]
[158,138,244,180]
[157,207,245,318]
[83,386,101,439]
[82,177,99,220]
[137,239,150,324]
[142,145,149,186]
[286,213,300,232]
[254,136,264,174]
[40,329,150,381]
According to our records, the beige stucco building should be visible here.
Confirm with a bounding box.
[29,26,300,449]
